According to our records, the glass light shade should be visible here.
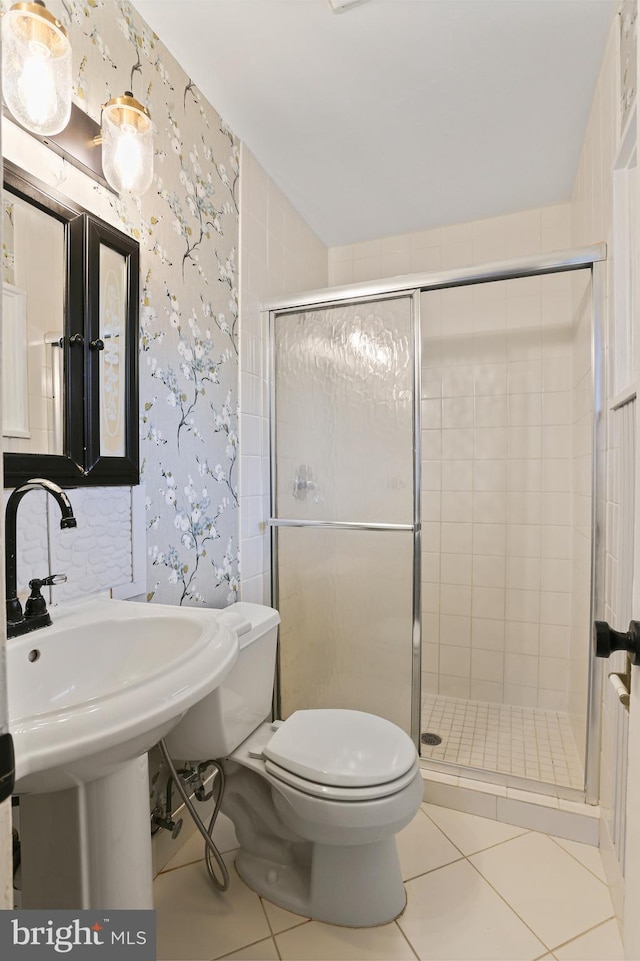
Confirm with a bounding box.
[101,93,154,197]
[2,2,72,136]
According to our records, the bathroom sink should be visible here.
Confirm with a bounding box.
[8,596,239,794]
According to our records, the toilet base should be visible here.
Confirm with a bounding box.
[235,835,407,927]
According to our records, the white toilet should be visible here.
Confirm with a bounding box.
[165,602,423,927]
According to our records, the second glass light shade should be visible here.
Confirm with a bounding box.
[102,92,154,198]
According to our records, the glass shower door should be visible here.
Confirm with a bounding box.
[270,295,419,736]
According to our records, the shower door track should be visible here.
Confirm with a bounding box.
[263,245,606,313]
[266,242,607,803]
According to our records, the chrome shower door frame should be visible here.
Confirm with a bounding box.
[268,290,422,748]
[265,242,606,798]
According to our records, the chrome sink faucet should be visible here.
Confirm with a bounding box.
[5,478,77,638]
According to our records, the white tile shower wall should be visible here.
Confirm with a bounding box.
[420,271,579,713]
[328,205,572,288]
[328,203,577,712]
[5,486,142,603]
[238,147,327,603]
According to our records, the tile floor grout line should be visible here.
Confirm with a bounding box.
[259,893,311,941]
[468,832,620,955]
[464,854,553,954]
[546,915,618,957]
[546,834,611,888]
[402,854,465,884]
[416,806,467,860]
[158,856,206,876]
[228,858,288,960]
[421,805,532,857]
[258,896,277,940]
[393,917,421,961]
[213,932,280,961]
[271,931,284,961]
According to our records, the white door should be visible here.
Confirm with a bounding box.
[623,413,640,959]
[617,117,640,958]
[622,401,640,959]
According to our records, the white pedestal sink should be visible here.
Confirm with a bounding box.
[8,596,239,909]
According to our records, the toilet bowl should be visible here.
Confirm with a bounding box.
[165,602,423,927]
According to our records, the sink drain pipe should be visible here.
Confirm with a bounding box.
[158,738,229,892]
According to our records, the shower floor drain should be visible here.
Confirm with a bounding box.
[421,732,442,746]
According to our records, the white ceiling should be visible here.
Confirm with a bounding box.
[131,0,615,247]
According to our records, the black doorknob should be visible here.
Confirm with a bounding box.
[594,620,640,664]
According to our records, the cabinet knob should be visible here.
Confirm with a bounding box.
[89,338,105,351]
[69,333,84,346]
[594,620,640,664]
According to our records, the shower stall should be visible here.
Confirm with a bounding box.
[266,245,606,802]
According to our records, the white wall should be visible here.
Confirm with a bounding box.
[238,146,327,604]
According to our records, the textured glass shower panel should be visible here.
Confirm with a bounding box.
[273,298,413,524]
[277,527,414,733]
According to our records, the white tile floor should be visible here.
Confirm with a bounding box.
[421,695,584,790]
[154,803,622,961]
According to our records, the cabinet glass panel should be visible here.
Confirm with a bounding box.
[99,243,127,458]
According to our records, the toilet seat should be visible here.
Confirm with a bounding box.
[264,756,420,801]
[263,709,417,788]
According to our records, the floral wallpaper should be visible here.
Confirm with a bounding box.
[620,0,637,129]
[1,0,240,607]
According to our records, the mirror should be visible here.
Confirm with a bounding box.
[2,161,140,487]
[2,189,66,456]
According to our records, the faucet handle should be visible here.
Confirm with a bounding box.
[25,575,67,619]
[30,574,67,590]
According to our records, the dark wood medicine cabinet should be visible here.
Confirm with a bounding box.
[2,160,140,488]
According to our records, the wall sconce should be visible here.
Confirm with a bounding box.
[2,0,72,137]
[101,92,154,197]
[2,7,154,198]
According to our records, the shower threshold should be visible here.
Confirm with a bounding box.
[421,694,584,793]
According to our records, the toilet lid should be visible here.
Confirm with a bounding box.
[263,709,417,788]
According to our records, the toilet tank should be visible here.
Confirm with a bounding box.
[164,602,280,761]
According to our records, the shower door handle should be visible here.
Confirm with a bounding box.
[594,620,640,664]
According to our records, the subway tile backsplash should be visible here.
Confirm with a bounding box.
[4,486,144,604]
